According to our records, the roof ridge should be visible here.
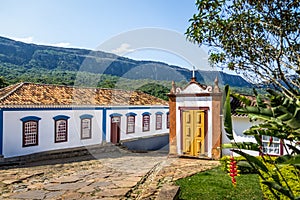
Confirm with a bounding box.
[0,82,25,102]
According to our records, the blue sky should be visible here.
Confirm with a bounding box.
[0,0,215,70]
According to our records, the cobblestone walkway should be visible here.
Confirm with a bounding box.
[0,147,219,199]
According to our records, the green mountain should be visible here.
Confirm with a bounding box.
[0,36,251,88]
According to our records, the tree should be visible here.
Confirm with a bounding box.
[0,76,8,88]
[97,75,118,89]
[224,85,300,199]
[137,83,170,101]
[186,0,300,98]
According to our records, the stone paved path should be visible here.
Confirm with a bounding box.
[0,147,219,199]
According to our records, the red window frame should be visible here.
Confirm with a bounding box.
[142,114,150,132]
[127,115,135,134]
[166,112,170,129]
[23,120,39,147]
[55,119,68,143]
[156,114,162,130]
[81,118,92,139]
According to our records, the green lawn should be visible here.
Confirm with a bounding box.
[176,167,263,200]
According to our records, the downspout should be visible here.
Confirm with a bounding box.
[102,108,107,143]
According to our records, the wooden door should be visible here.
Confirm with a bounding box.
[111,116,120,144]
[182,110,205,156]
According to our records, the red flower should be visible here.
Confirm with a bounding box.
[268,136,273,147]
[228,155,239,187]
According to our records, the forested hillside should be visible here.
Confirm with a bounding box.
[0,36,254,98]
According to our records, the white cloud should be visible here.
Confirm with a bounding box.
[7,36,72,48]
[49,42,71,48]
[111,43,134,55]
[10,36,34,44]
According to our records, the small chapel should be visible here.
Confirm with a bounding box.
[168,74,222,159]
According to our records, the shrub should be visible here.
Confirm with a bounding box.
[259,162,300,200]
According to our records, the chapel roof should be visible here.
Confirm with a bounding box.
[0,82,168,107]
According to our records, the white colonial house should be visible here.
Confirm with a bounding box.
[0,78,289,160]
[0,82,169,158]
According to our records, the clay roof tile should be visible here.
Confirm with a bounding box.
[0,82,168,107]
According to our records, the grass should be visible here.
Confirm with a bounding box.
[176,167,263,200]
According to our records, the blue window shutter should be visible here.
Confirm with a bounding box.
[125,112,137,117]
[142,112,151,116]
[80,114,94,119]
[53,115,70,121]
[20,116,41,122]
[109,113,123,117]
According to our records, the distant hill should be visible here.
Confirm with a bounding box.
[0,36,251,88]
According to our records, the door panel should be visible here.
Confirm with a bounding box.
[111,116,120,144]
[183,110,193,155]
[182,110,205,156]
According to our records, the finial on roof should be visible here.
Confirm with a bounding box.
[191,66,197,82]
[214,76,220,93]
[192,66,195,78]
[170,80,176,94]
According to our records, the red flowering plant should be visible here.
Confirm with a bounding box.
[227,154,239,187]
[223,85,300,199]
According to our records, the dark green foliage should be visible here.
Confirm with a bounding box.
[97,75,119,89]
[224,85,233,140]
[260,159,300,200]
[222,142,260,152]
[0,76,8,88]
[187,0,300,98]
[176,167,263,200]
[237,161,257,174]
[137,83,170,101]
[231,149,269,173]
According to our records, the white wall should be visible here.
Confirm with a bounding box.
[222,116,259,156]
[3,109,103,158]
[105,106,169,142]
[221,116,299,157]
[175,96,213,157]
[222,115,299,157]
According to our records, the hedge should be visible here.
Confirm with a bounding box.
[259,160,300,200]
[220,156,300,199]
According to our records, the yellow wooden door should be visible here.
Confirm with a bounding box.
[182,110,205,156]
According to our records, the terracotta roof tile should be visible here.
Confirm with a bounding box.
[0,82,168,107]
